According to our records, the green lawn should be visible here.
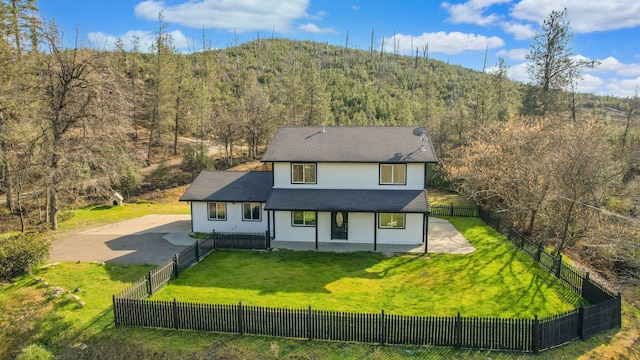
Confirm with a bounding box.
[57,201,190,232]
[427,188,475,205]
[153,218,580,318]
[1,220,634,359]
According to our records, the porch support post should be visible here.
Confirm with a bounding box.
[190,202,194,232]
[267,209,271,239]
[272,211,276,239]
[373,212,378,251]
[424,213,429,254]
[314,211,318,250]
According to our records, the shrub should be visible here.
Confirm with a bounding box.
[16,344,53,360]
[0,233,50,282]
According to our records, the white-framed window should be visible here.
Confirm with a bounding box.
[379,164,406,185]
[292,163,317,184]
[243,202,262,221]
[208,202,226,220]
[378,213,405,229]
[292,211,316,226]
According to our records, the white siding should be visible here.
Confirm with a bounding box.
[274,211,316,242]
[346,212,375,243]
[191,201,268,233]
[272,162,425,190]
[317,212,331,241]
[376,213,424,244]
[273,211,423,245]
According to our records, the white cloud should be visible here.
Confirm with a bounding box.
[576,74,605,93]
[606,77,640,97]
[506,62,530,82]
[510,0,640,33]
[497,48,529,61]
[134,0,310,33]
[501,22,535,40]
[588,56,640,77]
[297,23,335,34]
[88,30,191,52]
[383,32,504,55]
[352,6,360,11]
[442,0,511,26]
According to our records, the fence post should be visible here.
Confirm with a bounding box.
[455,312,462,348]
[112,295,118,326]
[212,229,216,249]
[582,272,590,298]
[450,204,454,217]
[173,298,180,330]
[238,301,244,335]
[521,234,526,248]
[578,302,585,340]
[536,243,543,262]
[147,271,153,296]
[307,305,313,341]
[617,292,623,328]
[555,254,563,278]
[174,253,179,279]
[532,315,539,354]
[380,309,386,346]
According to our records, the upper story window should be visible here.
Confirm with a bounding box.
[243,202,262,221]
[208,202,226,221]
[380,164,406,185]
[292,163,317,184]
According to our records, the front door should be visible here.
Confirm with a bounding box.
[331,211,348,240]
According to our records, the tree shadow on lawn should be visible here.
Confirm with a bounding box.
[167,249,400,294]
[449,241,582,316]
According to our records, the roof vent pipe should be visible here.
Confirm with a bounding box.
[321,124,326,133]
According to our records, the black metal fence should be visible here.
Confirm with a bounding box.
[430,204,479,217]
[211,230,270,250]
[113,206,622,353]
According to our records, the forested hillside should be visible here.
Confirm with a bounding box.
[1,4,638,298]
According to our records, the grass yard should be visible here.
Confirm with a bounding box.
[1,221,637,359]
[153,218,581,318]
[57,198,190,232]
[427,188,475,205]
[0,262,154,358]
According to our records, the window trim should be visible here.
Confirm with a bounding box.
[291,210,317,227]
[242,202,262,222]
[207,202,227,221]
[378,213,406,229]
[291,163,317,184]
[379,163,407,185]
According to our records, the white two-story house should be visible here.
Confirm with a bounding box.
[180,126,438,250]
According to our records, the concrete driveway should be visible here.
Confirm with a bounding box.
[49,215,195,265]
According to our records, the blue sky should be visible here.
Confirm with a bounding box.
[39,0,640,97]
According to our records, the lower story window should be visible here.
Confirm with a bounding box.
[243,202,262,221]
[208,202,226,220]
[378,213,405,229]
[292,211,316,226]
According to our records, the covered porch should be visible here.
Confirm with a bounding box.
[270,218,476,254]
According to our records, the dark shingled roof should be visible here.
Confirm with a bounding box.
[265,189,429,213]
[180,171,273,202]
[261,126,438,163]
